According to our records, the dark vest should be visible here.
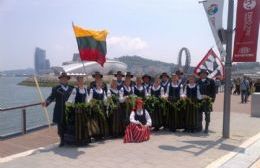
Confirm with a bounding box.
[186,85,197,100]
[151,86,161,97]
[168,83,181,101]
[161,81,169,94]
[110,88,119,96]
[143,83,151,93]
[75,88,87,103]
[123,86,133,96]
[134,86,146,98]
[134,109,147,125]
[93,88,105,100]
[117,80,124,90]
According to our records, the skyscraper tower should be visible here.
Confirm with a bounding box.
[34,47,50,74]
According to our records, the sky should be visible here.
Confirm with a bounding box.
[0,0,259,71]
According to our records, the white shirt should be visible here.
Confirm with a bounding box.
[129,109,152,126]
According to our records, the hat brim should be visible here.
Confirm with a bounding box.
[198,71,209,75]
[126,75,134,78]
[160,74,169,79]
[142,75,152,80]
[92,74,103,78]
[114,74,125,77]
[58,75,70,80]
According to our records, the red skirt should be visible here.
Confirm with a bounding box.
[123,123,150,143]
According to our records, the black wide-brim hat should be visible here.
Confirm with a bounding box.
[198,69,209,75]
[125,72,134,78]
[92,72,103,78]
[58,72,70,79]
[160,72,169,79]
[114,71,125,77]
[142,74,152,80]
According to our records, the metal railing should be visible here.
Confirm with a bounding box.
[0,102,42,135]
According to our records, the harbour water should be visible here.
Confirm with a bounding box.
[0,77,54,137]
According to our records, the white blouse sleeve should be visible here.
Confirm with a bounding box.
[182,85,187,97]
[130,111,141,124]
[145,110,152,126]
[88,89,93,102]
[85,88,89,104]
[180,84,186,97]
[119,88,125,103]
[197,85,202,100]
[68,88,76,103]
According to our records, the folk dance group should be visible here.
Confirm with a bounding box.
[43,69,216,147]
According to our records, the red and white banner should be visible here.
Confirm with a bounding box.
[233,0,260,62]
[194,49,224,79]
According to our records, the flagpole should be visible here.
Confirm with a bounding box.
[33,76,51,128]
[223,0,234,138]
[72,22,88,77]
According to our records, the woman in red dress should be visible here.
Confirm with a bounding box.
[124,98,152,143]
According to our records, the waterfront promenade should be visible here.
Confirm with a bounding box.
[1,93,260,168]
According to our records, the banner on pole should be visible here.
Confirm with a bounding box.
[203,0,226,61]
[194,49,224,79]
[233,0,260,62]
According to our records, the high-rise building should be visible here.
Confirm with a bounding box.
[34,47,51,74]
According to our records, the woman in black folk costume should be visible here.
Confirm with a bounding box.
[167,73,184,131]
[67,76,90,145]
[148,77,164,131]
[133,77,146,99]
[182,75,201,133]
[107,80,125,137]
[119,78,134,129]
[89,79,109,139]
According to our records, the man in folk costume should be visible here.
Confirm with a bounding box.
[90,72,108,93]
[114,71,125,90]
[142,74,152,94]
[43,72,74,147]
[182,74,201,133]
[133,76,146,99]
[167,73,184,131]
[124,98,152,143]
[67,76,90,145]
[197,69,216,133]
[160,72,170,95]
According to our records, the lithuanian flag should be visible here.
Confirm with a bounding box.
[73,24,108,66]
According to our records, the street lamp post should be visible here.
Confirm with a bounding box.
[223,0,234,138]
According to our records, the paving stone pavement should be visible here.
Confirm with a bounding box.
[1,110,260,168]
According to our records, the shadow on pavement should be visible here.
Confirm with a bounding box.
[159,138,245,156]
[30,144,96,159]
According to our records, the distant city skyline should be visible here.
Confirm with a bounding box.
[0,0,259,71]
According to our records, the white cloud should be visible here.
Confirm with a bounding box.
[107,36,148,51]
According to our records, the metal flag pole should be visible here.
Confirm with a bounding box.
[33,75,51,128]
[72,22,88,79]
[223,0,234,138]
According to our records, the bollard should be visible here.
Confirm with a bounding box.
[22,109,27,134]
